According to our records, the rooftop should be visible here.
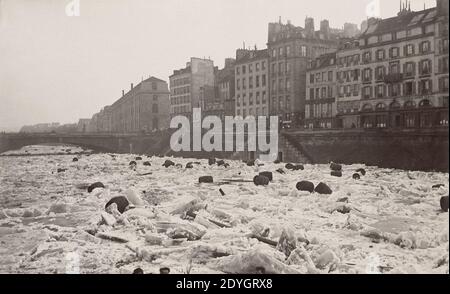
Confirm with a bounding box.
[361,7,437,37]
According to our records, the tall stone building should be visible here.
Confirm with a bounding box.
[267,18,339,126]
[110,77,170,133]
[201,58,236,119]
[335,40,364,128]
[323,0,449,129]
[305,52,338,129]
[350,2,448,128]
[170,57,215,120]
[234,48,269,118]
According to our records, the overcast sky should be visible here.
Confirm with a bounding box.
[0,0,436,131]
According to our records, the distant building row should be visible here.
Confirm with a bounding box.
[73,0,448,134]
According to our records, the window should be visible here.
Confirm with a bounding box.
[249,77,253,88]
[420,41,430,53]
[439,77,449,92]
[376,85,385,98]
[353,69,360,81]
[152,82,157,90]
[363,51,371,63]
[363,68,372,82]
[152,104,158,113]
[405,113,415,128]
[390,62,400,74]
[256,76,260,87]
[272,49,277,58]
[249,93,253,105]
[262,75,266,87]
[375,103,386,111]
[404,81,415,96]
[389,83,400,97]
[300,46,307,57]
[405,44,415,56]
[256,92,260,104]
[286,63,291,73]
[363,86,372,99]
[419,99,432,107]
[249,64,253,73]
[271,63,276,74]
[278,62,284,74]
[262,61,266,70]
[362,103,373,112]
[404,62,416,77]
[418,79,432,94]
[375,66,385,80]
[279,47,284,57]
[152,118,158,130]
[256,63,260,71]
[397,31,406,39]
[439,39,449,54]
[286,79,291,90]
[328,85,334,97]
[438,57,449,73]
[286,46,291,56]
[236,79,240,90]
[262,91,266,104]
[321,87,327,98]
[153,95,158,101]
[242,78,246,89]
[328,71,333,82]
[310,74,314,84]
[242,94,247,106]
[310,88,315,100]
[236,67,240,75]
[390,47,399,58]
[315,73,321,83]
[315,88,320,99]
[376,49,385,61]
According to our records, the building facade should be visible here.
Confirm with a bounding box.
[343,3,449,129]
[335,40,364,128]
[267,18,339,126]
[109,77,170,133]
[77,119,91,133]
[305,52,338,129]
[170,57,215,120]
[234,49,269,118]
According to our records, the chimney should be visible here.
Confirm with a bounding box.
[131,83,134,90]
[305,17,315,37]
[320,19,330,39]
[122,90,125,96]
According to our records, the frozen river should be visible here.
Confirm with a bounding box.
[0,144,448,274]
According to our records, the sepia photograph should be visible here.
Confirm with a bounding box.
[0,0,448,285]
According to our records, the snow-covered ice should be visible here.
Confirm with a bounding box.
[0,145,448,274]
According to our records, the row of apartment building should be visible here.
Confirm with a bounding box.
[79,76,171,133]
[77,0,448,134]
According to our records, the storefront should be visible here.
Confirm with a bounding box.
[360,99,449,129]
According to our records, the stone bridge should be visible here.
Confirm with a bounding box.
[0,132,172,155]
